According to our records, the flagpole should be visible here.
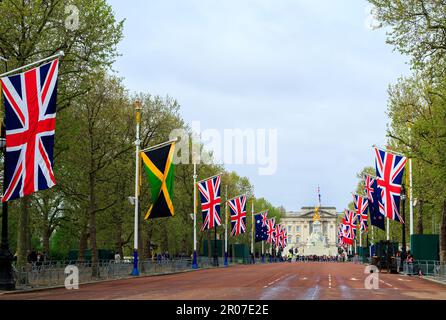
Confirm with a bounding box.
[251,199,255,264]
[0,51,64,78]
[132,100,141,276]
[359,231,362,248]
[192,163,198,269]
[409,155,414,238]
[387,219,390,241]
[224,185,228,267]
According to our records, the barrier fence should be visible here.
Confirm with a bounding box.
[354,257,446,283]
[401,260,446,281]
[12,256,286,290]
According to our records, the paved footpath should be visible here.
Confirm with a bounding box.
[1,262,446,300]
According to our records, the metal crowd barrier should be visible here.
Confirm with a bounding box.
[401,260,446,280]
[12,256,286,290]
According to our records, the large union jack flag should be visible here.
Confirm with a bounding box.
[229,195,247,236]
[353,194,369,233]
[266,218,276,244]
[1,59,59,202]
[198,175,221,231]
[374,147,407,223]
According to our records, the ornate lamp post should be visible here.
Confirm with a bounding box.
[0,124,15,290]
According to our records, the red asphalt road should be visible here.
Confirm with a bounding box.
[1,262,445,300]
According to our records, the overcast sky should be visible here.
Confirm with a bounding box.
[108,0,410,212]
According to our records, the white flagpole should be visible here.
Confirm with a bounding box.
[0,51,64,78]
[251,200,255,263]
[224,185,228,267]
[132,100,141,276]
[387,219,390,241]
[359,231,362,248]
[192,163,198,269]
[409,159,414,236]
[408,126,414,238]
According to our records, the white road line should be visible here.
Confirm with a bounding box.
[379,279,393,287]
[264,275,288,288]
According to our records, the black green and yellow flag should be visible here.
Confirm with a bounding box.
[141,142,175,220]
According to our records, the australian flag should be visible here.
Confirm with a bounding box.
[255,211,268,242]
[365,175,385,231]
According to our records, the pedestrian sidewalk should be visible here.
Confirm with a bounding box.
[422,276,446,286]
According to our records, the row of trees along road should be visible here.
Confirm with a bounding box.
[356,0,446,261]
[0,1,284,273]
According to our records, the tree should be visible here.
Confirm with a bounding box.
[0,0,123,267]
[369,0,446,77]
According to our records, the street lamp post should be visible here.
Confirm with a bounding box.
[0,125,15,291]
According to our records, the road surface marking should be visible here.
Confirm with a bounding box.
[380,279,393,287]
[311,286,320,300]
[264,275,288,288]
[350,278,359,281]
[328,274,332,289]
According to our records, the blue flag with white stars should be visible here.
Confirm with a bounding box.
[255,212,269,242]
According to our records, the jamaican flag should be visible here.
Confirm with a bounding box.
[141,142,175,219]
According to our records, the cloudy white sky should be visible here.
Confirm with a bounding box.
[108,0,410,212]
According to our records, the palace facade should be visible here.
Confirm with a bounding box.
[281,207,339,256]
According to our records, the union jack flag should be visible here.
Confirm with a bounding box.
[1,59,59,202]
[342,210,357,241]
[374,147,407,223]
[353,194,369,233]
[274,224,282,246]
[198,176,221,231]
[266,218,276,244]
[280,227,287,248]
[229,195,247,236]
[365,175,374,200]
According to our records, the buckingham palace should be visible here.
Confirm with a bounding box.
[281,207,339,256]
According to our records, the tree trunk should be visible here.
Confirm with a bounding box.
[42,206,50,258]
[142,223,153,260]
[42,227,50,258]
[88,171,98,277]
[78,216,89,262]
[16,196,30,267]
[115,220,123,258]
[417,200,424,235]
[160,222,168,253]
[440,199,446,262]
